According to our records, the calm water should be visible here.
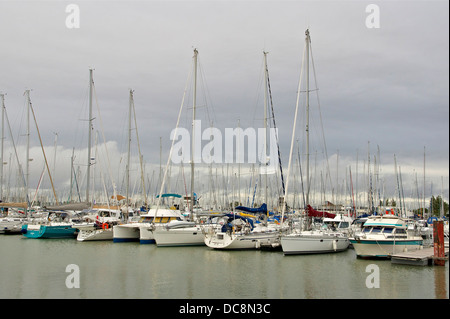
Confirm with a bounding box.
[0,235,448,300]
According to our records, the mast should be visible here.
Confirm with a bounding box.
[25,90,31,211]
[190,49,198,217]
[305,29,310,209]
[0,94,4,200]
[263,51,269,208]
[86,69,94,204]
[423,146,426,219]
[127,89,133,212]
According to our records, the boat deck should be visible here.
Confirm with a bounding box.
[391,245,449,266]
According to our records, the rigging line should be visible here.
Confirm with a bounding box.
[281,42,306,225]
[265,57,286,195]
[29,102,59,204]
[251,57,266,129]
[297,140,306,210]
[131,92,148,205]
[92,82,117,200]
[197,57,215,127]
[30,163,45,208]
[154,53,194,218]
[309,40,333,193]
[3,103,29,206]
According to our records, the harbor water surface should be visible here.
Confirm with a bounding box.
[0,235,448,299]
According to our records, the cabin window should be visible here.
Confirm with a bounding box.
[363,227,371,233]
[160,217,169,223]
[371,226,383,233]
[383,228,393,233]
[339,222,349,228]
[396,229,407,234]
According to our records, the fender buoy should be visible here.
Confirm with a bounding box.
[102,223,109,230]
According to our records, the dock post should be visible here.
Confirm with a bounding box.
[433,220,445,266]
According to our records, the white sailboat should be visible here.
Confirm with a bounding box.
[151,49,215,247]
[204,212,281,250]
[280,29,350,255]
[74,208,121,241]
[203,52,287,250]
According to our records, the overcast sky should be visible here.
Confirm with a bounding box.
[0,0,448,207]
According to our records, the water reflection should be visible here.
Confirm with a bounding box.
[0,236,448,299]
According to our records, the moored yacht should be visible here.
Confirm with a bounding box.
[75,208,122,241]
[349,215,424,258]
[204,213,281,250]
[138,207,186,244]
[21,211,82,239]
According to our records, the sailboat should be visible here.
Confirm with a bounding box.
[16,90,85,239]
[280,29,350,255]
[150,49,220,247]
[204,52,286,250]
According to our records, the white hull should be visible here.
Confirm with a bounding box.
[139,224,157,244]
[0,219,24,234]
[76,226,114,241]
[204,230,280,250]
[113,223,140,242]
[281,231,349,255]
[350,239,423,258]
[153,226,206,246]
[349,215,425,258]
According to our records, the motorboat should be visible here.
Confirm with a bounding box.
[349,214,424,258]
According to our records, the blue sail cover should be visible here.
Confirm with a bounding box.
[235,203,267,214]
[224,213,254,230]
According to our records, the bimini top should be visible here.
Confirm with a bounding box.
[156,193,182,198]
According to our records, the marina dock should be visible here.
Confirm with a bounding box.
[391,245,449,266]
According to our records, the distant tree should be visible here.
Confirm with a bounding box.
[430,195,449,217]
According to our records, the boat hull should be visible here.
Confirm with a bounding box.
[0,220,24,234]
[21,224,78,239]
[153,226,205,247]
[112,224,140,242]
[281,233,349,255]
[76,226,114,241]
[349,238,423,258]
[204,231,279,250]
[139,226,156,244]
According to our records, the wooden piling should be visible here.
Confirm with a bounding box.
[433,220,445,266]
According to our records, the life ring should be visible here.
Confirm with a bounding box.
[102,223,109,230]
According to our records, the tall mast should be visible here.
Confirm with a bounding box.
[190,49,198,216]
[86,69,93,204]
[263,51,269,208]
[127,89,133,211]
[0,94,4,200]
[423,146,426,219]
[25,90,31,211]
[305,29,310,208]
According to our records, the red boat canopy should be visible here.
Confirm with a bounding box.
[306,205,336,219]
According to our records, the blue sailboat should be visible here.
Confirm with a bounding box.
[21,211,79,239]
